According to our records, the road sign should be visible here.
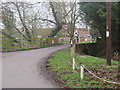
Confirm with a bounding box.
[62,24,69,31]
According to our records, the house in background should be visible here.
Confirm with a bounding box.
[59,27,93,43]
[75,28,92,42]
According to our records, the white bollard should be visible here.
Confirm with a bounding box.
[71,40,73,46]
[80,65,84,80]
[52,40,54,44]
[85,38,87,41]
[73,57,75,70]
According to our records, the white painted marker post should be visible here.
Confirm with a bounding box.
[80,65,84,80]
[85,38,87,41]
[73,57,75,70]
[52,40,54,44]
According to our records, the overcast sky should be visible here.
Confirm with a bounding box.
[1,0,120,3]
[0,0,119,29]
[0,0,87,29]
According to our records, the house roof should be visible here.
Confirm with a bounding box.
[76,28,89,37]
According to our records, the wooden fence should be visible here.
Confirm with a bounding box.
[2,37,60,51]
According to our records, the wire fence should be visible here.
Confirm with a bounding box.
[72,57,120,85]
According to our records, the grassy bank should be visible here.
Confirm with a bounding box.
[47,48,119,88]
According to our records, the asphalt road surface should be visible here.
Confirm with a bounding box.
[2,44,70,88]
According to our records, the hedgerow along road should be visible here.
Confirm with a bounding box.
[2,44,70,88]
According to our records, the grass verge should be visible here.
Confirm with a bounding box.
[2,43,63,52]
[47,47,120,88]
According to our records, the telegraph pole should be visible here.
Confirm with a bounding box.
[106,0,111,66]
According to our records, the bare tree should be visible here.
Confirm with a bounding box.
[1,1,80,44]
[1,1,42,43]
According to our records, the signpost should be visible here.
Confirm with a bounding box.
[62,24,69,31]
[74,30,79,43]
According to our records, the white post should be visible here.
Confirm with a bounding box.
[52,40,54,44]
[71,40,73,46]
[73,57,75,70]
[80,65,84,80]
[85,38,87,41]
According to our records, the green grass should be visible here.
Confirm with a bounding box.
[79,41,93,44]
[2,43,62,52]
[48,48,119,88]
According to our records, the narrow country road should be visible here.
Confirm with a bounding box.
[2,44,70,88]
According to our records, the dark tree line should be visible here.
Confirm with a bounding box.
[78,2,119,59]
